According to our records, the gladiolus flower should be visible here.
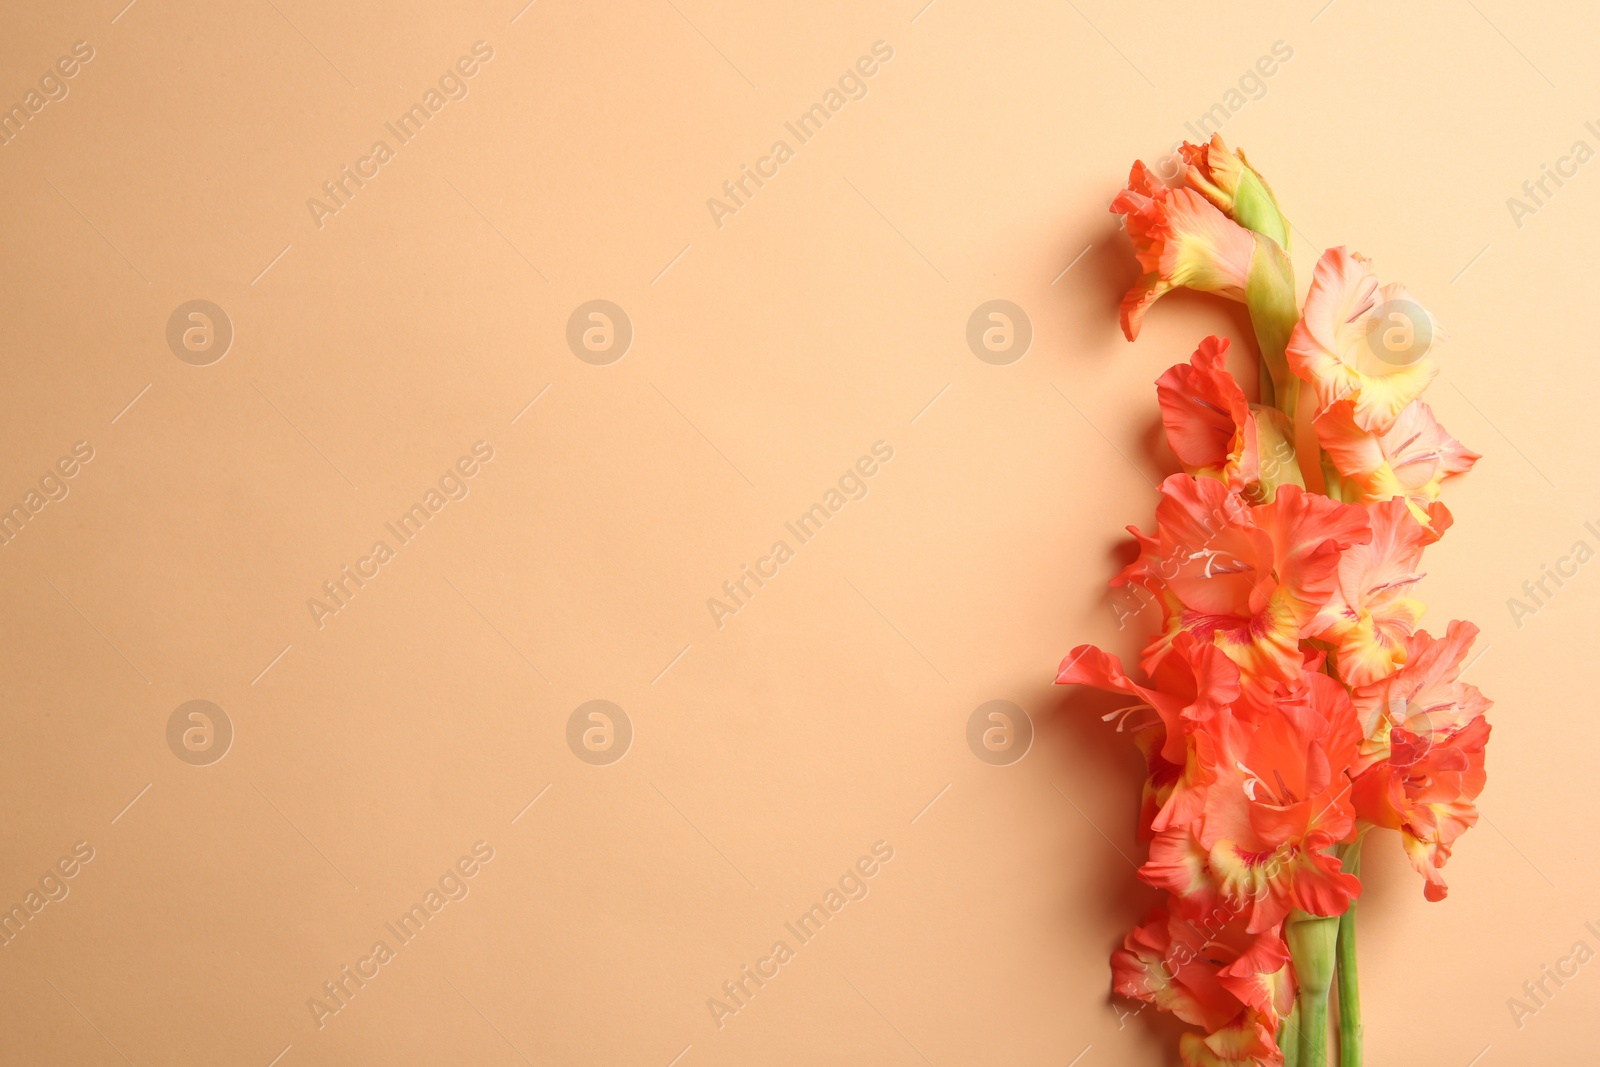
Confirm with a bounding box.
[1312,497,1450,686]
[1112,905,1294,1065]
[1315,399,1478,524]
[1351,621,1492,901]
[1194,671,1364,933]
[1060,650,1365,933]
[1118,475,1370,694]
[1112,161,1260,341]
[1078,136,1492,1066]
[1157,337,1260,492]
[1156,336,1306,503]
[1141,825,1220,907]
[1287,247,1439,433]
[1057,634,1239,835]
[1179,134,1291,249]
[1109,907,1229,1030]
[1179,1022,1286,1067]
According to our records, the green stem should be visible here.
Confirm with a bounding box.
[1320,450,1348,502]
[1286,910,1339,1067]
[1336,843,1364,1067]
[1282,1000,1302,1067]
[1244,235,1298,421]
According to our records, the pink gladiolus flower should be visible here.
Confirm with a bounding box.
[1315,399,1479,524]
[1288,247,1439,433]
[1311,497,1449,686]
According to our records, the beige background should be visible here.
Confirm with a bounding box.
[0,0,1594,1063]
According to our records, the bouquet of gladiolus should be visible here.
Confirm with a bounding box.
[1057,137,1491,1067]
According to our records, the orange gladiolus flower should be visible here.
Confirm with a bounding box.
[1351,621,1492,901]
[1157,336,1305,504]
[1178,134,1291,249]
[1057,634,1239,836]
[1075,137,1492,1065]
[1195,671,1364,932]
[1112,905,1294,1066]
[1117,475,1370,695]
[1157,337,1260,491]
[1060,646,1365,933]
[1111,161,1260,341]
